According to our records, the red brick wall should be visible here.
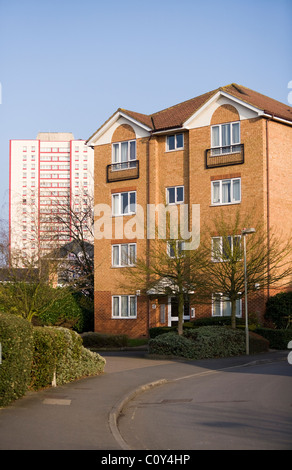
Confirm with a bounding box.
[93,104,292,336]
[94,291,149,338]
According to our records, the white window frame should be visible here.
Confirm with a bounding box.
[112,191,136,216]
[167,240,185,258]
[112,295,137,318]
[166,185,184,205]
[212,235,242,261]
[211,178,241,205]
[212,294,242,318]
[166,133,184,152]
[211,121,240,155]
[112,243,137,267]
[112,140,136,164]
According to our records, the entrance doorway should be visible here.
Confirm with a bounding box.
[168,297,190,326]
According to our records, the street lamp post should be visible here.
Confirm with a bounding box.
[241,228,256,355]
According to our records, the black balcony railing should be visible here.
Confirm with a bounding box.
[106,160,139,183]
[205,144,244,169]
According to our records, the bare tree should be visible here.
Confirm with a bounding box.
[195,210,292,328]
[121,208,292,333]
[44,189,94,299]
[121,229,205,336]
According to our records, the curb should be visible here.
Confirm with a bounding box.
[109,378,168,450]
[108,351,289,449]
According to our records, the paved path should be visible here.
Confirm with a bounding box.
[0,349,288,450]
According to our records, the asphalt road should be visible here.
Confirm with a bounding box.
[0,349,290,452]
[118,359,292,450]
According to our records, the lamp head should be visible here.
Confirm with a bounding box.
[241,228,256,235]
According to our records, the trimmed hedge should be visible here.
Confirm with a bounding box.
[149,326,269,359]
[265,292,292,329]
[255,327,292,350]
[185,317,245,327]
[149,332,197,359]
[0,313,34,407]
[31,327,106,390]
[0,314,106,406]
[81,332,128,349]
[149,317,247,338]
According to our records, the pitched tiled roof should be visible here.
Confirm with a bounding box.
[87,84,292,144]
[121,89,217,131]
[118,108,153,129]
[222,84,292,123]
[123,83,292,132]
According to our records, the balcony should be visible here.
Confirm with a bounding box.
[106,160,139,183]
[205,144,244,169]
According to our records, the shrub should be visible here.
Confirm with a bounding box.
[265,292,292,329]
[38,290,84,332]
[184,326,246,359]
[0,313,33,406]
[53,328,105,385]
[149,326,177,338]
[255,327,292,350]
[248,331,269,352]
[81,332,128,348]
[31,327,105,390]
[149,332,197,359]
[189,317,246,327]
[149,326,269,359]
[31,327,56,389]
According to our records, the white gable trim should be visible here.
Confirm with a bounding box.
[219,91,264,115]
[184,90,264,129]
[87,110,152,146]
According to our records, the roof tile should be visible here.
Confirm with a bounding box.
[125,83,292,131]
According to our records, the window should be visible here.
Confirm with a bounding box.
[166,133,184,151]
[212,295,242,317]
[211,178,241,205]
[112,295,137,318]
[112,140,136,167]
[112,191,136,216]
[212,235,241,261]
[166,186,184,204]
[211,122,240,155]
[167,240,185,258]
[112,243,136,267]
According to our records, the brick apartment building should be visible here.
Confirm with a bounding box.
[87,84,292,338]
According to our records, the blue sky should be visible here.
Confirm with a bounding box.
[0,0,291,222]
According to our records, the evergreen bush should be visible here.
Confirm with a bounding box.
[255,327,291,350]
[149,332,197,359]
[265,292,292,329]
[31,327,105,390]
[149,326,269,359]
[81,332,128,348]
[38,290,84,332]
[0,313,33,406]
